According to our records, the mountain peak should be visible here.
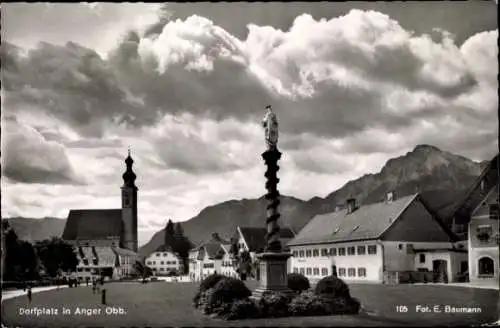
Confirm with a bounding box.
[413,144,442,153]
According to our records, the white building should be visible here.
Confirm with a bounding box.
[220,244,238,278]
[450,154,499,287]
[145,245,182,276]
[189,233,231,281]
[287,193,466,284]
[73,245,138,280]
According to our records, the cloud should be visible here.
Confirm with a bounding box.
[1,116,82,184]
[1,5,497,246]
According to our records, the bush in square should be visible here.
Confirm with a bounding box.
[226,298,261,320]
[314,275,351,298]
[257,291,291,318]
[287,273,310,293]
[193,273,225,307]
[288,291,329,316]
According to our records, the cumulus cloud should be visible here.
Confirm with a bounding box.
[1,116,82,184]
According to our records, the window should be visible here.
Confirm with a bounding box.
[311,268,318,275]
[348,268,356,277]
[156,253,160,257]
[489,204,499,220]
[163,253,167,256]
[321,248,328,256]
[477,225,493,243]
[146,261,151,265]
[299,250,305,257]
[293,251,298,257]
[347,246,355,255]
[306,267,312,275]
[330,248,337,256]
[160,268,164,271]
[306,250,312,257]
[368,245,377,254]
[338,247,346,256]
[293,268,299,273]
[321,268,328,276]
[478,257,494,276]
[398,244,404,251]
[312,249,319,257]
[419,254,426,263]
[357,246,366,255]
[358,268,366,277]
[160,261,164,265]
[300,268,305,275]
[338,268,346,277]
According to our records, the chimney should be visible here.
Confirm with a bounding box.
[386,191,395,203]
[346,198,356,214]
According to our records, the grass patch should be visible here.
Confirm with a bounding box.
[1,281,497,327]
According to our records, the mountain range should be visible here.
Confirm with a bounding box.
[3,145,489,258]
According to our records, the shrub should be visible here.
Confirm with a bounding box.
[197,289,216,314]
[314,275,351,299]
[288,291,329,317]
[198,277,252,317]
[226,298,260,320]
[211,277,252,305]
[287,273,310,293]
[193,273,226,306]
[199,273,226,292]
[327,297,361,315]
[257,291,291,318]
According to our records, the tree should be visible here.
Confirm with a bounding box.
[3,227,38,282]
[171,223,192,274]
[164,219,175,248]
[35,237,78,277]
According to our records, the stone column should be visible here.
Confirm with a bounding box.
[252,147,292,299]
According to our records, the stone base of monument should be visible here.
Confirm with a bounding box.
[251,252,292,299]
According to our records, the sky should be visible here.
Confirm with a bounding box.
[1,2,498,246]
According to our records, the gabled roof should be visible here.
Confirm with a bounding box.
[154,244,174,253]
[113,247,138,257]
[238,226,296,252]
[203,242,225,259]
[288,194,418,246]
[63,209,122,241]
[449,154,499,222]
[220,243,232,255]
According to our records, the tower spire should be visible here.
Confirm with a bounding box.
[123,148,136,187]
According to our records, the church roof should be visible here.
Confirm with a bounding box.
[62,209,122,241]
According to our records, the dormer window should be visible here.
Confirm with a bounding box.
[332,228,340,235]
[352,225,359,232]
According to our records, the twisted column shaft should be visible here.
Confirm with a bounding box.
[262,148,282,252]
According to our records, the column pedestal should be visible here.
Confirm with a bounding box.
[252,252,292,299]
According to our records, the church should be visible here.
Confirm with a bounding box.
[62,150,140,280]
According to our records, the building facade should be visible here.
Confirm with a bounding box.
[62,151,140,280]
[145,246,182,276]
[288,193,464,284]
[467,155,499,286]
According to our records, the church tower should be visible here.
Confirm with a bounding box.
[121,149,138,252]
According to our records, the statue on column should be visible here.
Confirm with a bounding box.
[261,105,279,150]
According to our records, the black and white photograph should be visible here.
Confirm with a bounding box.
[1,2,498,327]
